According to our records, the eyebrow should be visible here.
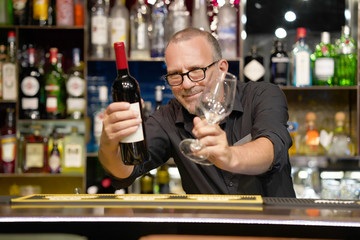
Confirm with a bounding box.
[167,65,205,75]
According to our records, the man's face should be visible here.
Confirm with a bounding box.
[165,36,215,115]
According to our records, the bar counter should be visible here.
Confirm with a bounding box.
[1,194,360,239]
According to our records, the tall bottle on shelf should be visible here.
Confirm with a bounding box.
[0,0,13,25]
[48,129,61,173]
[74,0,85,26]
[312,31,335,86]
[243,46,265,82]
[109,0,129,59]
[62,126,85,174]
[270,38,289,86]
[150,0,168,58]
[166,0,190,41]
[44,47,66,119]
[0,45,7,99]
[0,106,16,173]
[299,112,323,156]
[2,31,17,100]
[56,0,74,26]
[112,42,148,165]
[13,0,29,25]
[32,0,49,26]
[217,0,237,59]
[66,48,85,120]
[191,0,210,32]
[93,85,108,150]
[19,47,43,119]
[155,85,164,111]
[130,0,150,59]
[291,27,312,87]
[335,25,357,86]
[91,0,109,58]
[140,172,154,194]
[156,164,170,194]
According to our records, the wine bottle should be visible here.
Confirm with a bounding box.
[112,42,148,165]
[0,106,17,173]
[19,47,43,119]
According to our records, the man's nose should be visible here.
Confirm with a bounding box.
[181,75,195,89]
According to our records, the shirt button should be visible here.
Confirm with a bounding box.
[229,181,233,187]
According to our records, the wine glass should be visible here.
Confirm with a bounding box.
[179,71,237,165]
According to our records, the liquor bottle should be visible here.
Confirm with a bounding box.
[44,48,66,119]
[109,0,129,59]
[22,126,49,173]
[299,112,323,156]
[327,112,355,157]
[90,0,109,58]
[130,0,150,59]
[56,0,74,26]
[335,25,357,86]
[2,31,17,100]
[140,172,154,194]
[0,45,7,99]
[19,47,43,119]
[0,0,13,25]
[217,0,237,59]
[191,0,210,32]
[74,0,84,26]
[243,46,265,82]
[287,120,298,156]
[62,126,85,174]
[270,39,289,86]
[48,133,61,173]
[47,0,56,25]
[32,0,49,26]
[0,106,16,173]
[166,0,190,41]
[112,42,148,165]
[13,0,29,25]
[156,164,170,194]
[66,48,85,120]
[93,85,108,149]
[150,0,167,58]
[312,32,335,86]
[155,85,164,111]
[291,27,312,87]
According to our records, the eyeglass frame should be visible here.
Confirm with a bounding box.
[163,61,219,86]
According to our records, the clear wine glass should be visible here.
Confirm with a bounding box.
[179,70,237,165]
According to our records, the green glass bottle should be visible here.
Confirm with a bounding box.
[44,48,66,119]
[312,32,335,86]
[335,25,357,86]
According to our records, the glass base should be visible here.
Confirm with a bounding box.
[179,139,213,166]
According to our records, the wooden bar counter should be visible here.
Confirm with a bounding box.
[1,194,360,239]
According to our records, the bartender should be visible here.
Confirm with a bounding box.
[98,27,296,197]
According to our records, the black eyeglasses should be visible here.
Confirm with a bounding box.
[164,61,218,86]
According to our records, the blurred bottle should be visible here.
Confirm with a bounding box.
[91,0,109,58]
[156,164,170,194]
[0,0,13,25]
[291,27,312,87]
[270,39,289,86]
[0,106,16,173]
[22,126,49,173]
[32,0,49,26]
[19,47,43,119]
[299,112,323,156]
[191,0,210,32]
[2,31,17,100]
[130,0,150,59]
[0,45,7,99]
[166,0,190,41]
[217,0,237,59]
[74,0,84,26]
[62,126,85,174]
[12,0,29,25]
[243,46,265,82]
[93,85,108,150]
[44,48,66,119]
[287,120,299,156]
[48,130,61,173]
[327,112,355,157]
[155,85,164,111]
[140,172,154,194]
[56,0,74,26]
[109,0,129,59]
[335,25,357,86]
[48,0,56,25]
[150,0,167,58]
[66,48,85,120]
[312,32,335,86]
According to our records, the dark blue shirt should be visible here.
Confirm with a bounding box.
[110,81,296,197]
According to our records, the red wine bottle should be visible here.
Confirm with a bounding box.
[112,42,148,165]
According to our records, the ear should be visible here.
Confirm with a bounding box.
[218,59,229,72]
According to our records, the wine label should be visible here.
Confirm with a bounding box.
[66,76,84,97]
[1,135,16,162]
[21,76,40,96]
[120,102,144,143]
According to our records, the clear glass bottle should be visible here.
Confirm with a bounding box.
[335,25,357,86]
[0,106,17,173]
[291,27,312,87]
[62,126,85,174]
[243,45,265,82]
[0,45,6,99]
[130,0,150,59]
[2,31,17,100]
[91,0,109,58]
[109,0,129,59]
[270,39,289,86]
[66,48,85,120]
[93,85,108,149]
[312,31,335,86]
[166,0,190,41]
[191,0,210,32]
[48,132,61,173]
[150,0,167,58]
[217,0,237,59]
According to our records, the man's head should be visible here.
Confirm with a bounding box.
[164,27,228,114]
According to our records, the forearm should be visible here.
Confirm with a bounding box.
[216,137,274,175]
